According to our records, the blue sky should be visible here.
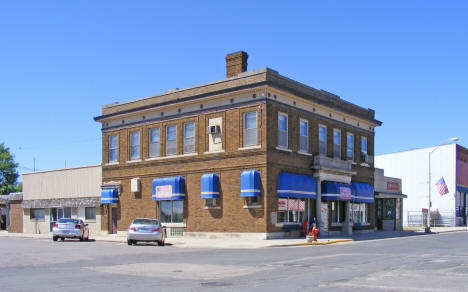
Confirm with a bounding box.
[1,1,467,179]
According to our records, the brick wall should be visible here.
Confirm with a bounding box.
[8,201,23,233]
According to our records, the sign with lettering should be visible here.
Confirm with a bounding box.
[339,187,351,200]
[155,185,172,199]
[387,182,399,191]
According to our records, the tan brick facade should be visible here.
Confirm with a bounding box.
[96,57,381,237]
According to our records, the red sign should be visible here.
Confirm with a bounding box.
[387,182,399,191]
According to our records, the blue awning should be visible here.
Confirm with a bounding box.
[277,172,316,199]
[152,176,186,201]
[457,185,468,193]
[321,181,352,201]
[201,173,220,199]
[101,188,119,204]
[241,170,261,197]
[351,182,374,203]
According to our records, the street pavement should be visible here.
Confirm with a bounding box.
[1,229,468,291]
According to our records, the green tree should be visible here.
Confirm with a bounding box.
[0,143,19,194]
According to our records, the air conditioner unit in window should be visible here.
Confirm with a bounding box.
[208,125,220,134]
[131,178,140,193]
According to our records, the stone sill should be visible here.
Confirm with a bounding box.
[144,153,198,161]
[276,147,292,152]
[243,204,263,209]
[238,145,261,151]
[126,159,142,164]
[203,206,221,210]
[297,151,312,156]
[105,162,119,166]
[203,150,225,155]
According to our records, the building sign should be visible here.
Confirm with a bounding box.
[339,187,351,200]
[387,182,399,191]
[278,199,287,211]
[155,185,173,199]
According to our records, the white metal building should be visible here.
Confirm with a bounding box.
[375,144,468,227]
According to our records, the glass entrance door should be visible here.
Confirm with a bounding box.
[49,208,72,231]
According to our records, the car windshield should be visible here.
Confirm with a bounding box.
[57,218,80,224]
[132,219,159,225]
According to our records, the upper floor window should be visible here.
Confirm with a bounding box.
[183,122,195,154]
[243,111,258,147]
[333,129,341,159]
[166,125,177,156]
[318,125,327,156]
[278,113,288,148]
[361,136,368,163]
[130,131,140,160]
[108,135,118,162]
[149,128,160,158]
[347,133,354,161]
[299,119,309,152]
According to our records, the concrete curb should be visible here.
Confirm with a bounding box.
[295,239,354,246]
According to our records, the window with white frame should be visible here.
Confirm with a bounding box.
[159,200,183,223]
[166,125,177,156]
[183,122,195,154]
[352,203,368,223]
[299,119,309,152]
[130,131,140,160]
[331,201,345,223]
[319,125,327,156]
[277,198,306,224]
[361,136,368,163]
[333,129,341,159]
[85,207,96,220]
[243,111,258,147]
[149,128,160,158]
[277,113,288,148]
[347,132,354,161]
[108,135,118,162]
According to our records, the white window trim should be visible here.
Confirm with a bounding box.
[299,118,309,153]
[278,112,288,149]
[183,122,196,154]
[148,127,161,158]
[129,131,140,160]
[318,124,327,156]
[276,146,292,152]
[297,151,313,156]
[243,111,258,147]
[166,125,178,156]
[333,128,341,159]
[105,161,119,166]
[108,135,118,163]
[346,132,354,161]
[204,149,226,155]
[145,153,197,161]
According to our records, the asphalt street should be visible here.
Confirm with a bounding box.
[1,231,468,291]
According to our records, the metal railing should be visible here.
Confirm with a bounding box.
[407,210,456,227]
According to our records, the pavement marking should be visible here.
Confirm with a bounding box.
[85,262,273,280]
[267,253,387,266]
[324,282,447,292]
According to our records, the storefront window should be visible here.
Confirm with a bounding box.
[277,198,306,224]
[331,201,345,223]
[352,203,368,223]
[159,200,184,223]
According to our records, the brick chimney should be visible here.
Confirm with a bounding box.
[225,51,248,78]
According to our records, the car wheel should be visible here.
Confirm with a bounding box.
[79,234,84,241]
[157,240,165,246]
[127,240,132,246]
[60,238,65,241]
[53,236,58,242]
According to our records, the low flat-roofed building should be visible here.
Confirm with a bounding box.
[22,165,103,236]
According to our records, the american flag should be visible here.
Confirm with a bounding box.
[435,177,449,195]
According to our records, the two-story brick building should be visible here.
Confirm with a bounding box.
[94,52,381,238]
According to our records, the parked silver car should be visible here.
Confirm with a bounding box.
[52,218,89,241]
[127,218,166,246]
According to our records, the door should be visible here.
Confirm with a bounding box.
[111,207,118,234]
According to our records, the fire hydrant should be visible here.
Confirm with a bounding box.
[311,224,319,242]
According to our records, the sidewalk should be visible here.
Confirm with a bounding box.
[1,227,465,249]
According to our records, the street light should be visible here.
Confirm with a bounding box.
[425,137,459,233]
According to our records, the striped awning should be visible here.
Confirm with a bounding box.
[152,176,186,201]
[321,181,352,201]
[240,170,261,197]
[277,172,316,199]
[101,188,119,204]
[351,182,374,203]
[201,173,220,199]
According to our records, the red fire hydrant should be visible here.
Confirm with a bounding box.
[311,225,319,242]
